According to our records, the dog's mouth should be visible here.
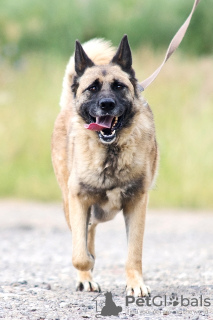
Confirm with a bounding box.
[84,115,122,144]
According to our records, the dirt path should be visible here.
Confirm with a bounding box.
[0,200,213,319]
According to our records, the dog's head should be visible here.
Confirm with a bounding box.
[72,35,141,144]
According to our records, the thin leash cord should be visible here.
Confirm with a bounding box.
[140,0,201,91]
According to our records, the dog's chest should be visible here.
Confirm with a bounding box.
[77,139,145,205]
[100,143,139,182]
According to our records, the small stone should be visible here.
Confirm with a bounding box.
[87,305,93,309]
[171,292,177,297]
[163,310,169,315]
[43,283,51,290]
[11,282,20,287]
[34,282,51,290]
[19,280,28,285]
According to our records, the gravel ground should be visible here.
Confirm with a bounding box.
[0,200,213,320]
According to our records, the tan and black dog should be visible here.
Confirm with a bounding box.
[51,35,158,297]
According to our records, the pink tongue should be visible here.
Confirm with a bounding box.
[84,116,114,131]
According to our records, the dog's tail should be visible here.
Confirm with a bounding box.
[60,38,115,110]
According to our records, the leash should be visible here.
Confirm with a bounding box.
[140,0,201,91]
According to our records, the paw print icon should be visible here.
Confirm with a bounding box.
[168,295,179,307]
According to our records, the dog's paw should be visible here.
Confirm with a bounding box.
[76,281,101,292]
[126,284,151,297]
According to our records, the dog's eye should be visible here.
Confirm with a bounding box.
[112,82,125,90]
[88,86,98,93]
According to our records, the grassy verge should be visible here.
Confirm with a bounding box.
[0,53,63,200]
[0,50,213,207]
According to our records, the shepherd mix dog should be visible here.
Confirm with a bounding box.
[51,35,158,297]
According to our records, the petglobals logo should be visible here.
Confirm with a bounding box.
[126,294,211,308]
[92,292,211,318]
[93,291,122,318]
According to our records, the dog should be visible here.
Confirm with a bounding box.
[51,35,158,297]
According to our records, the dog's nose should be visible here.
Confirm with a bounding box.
[99,98,115,110]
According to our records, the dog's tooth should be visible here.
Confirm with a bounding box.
[112,120,117,128]
[111,130,115,135]
[115,117,118,121]
[100,131,104,135]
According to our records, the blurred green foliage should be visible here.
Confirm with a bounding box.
[0,0,213,63]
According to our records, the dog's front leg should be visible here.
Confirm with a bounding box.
[76,222,101,292]
[123,193,150,297]
[69,194,94,272]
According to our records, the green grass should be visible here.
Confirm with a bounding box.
[136,51,213,208]
[0,54,63,201]
[0,50,213,207]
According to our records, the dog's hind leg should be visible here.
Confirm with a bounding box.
[63,195,71,229]
[76,222,101,292]
[123,193,151,297]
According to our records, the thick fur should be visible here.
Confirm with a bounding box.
[51,37,158,296]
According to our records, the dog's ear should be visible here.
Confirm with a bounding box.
[75,40,95,76]
[111,35,132,72]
